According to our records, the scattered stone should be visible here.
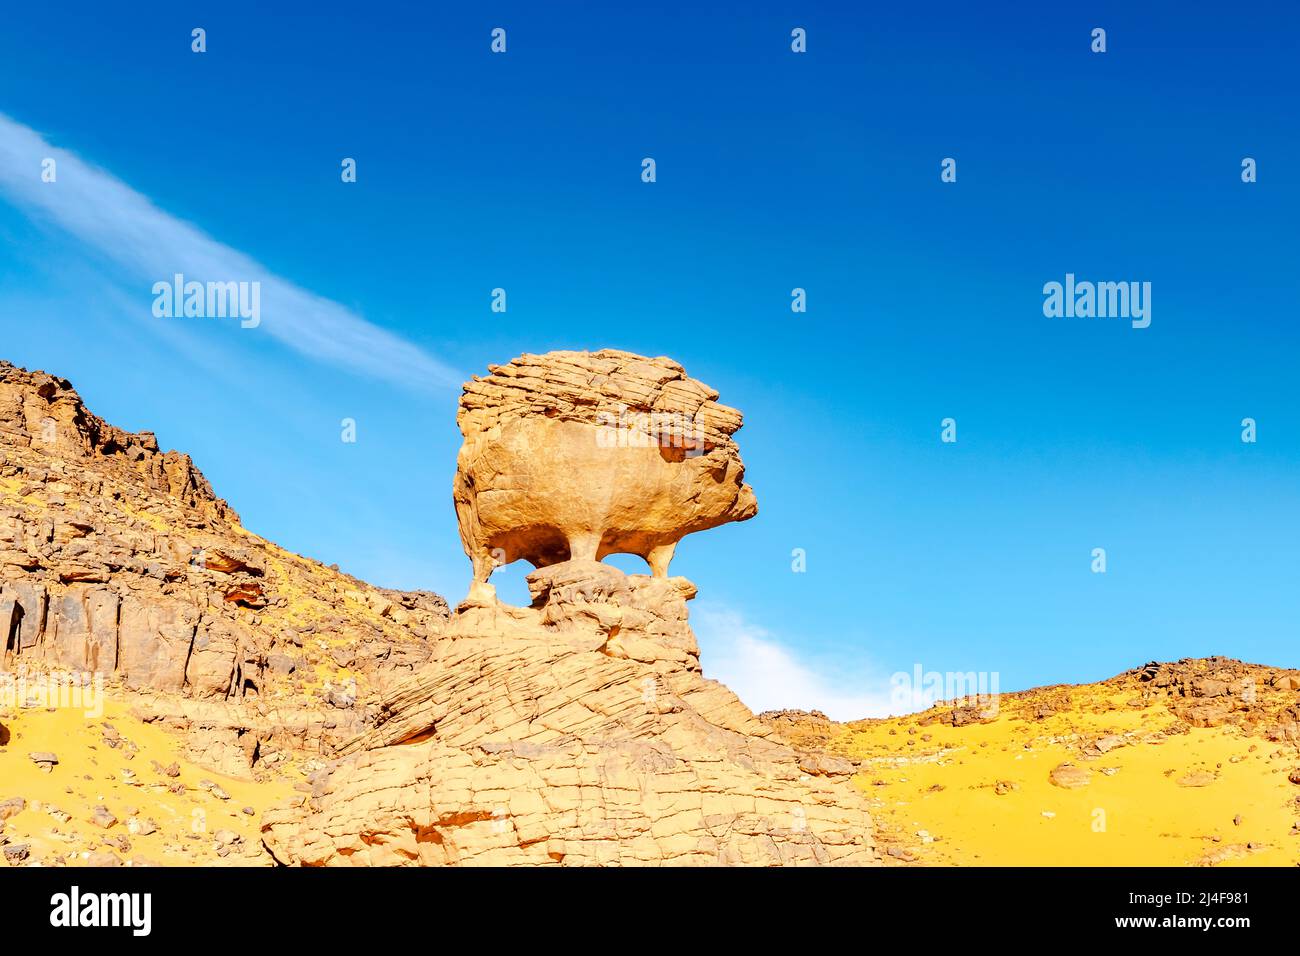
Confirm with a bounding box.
[324,685,355,709]
[88,806,118,828]
[1049,763,1092,789]
[266,653,297,675]
[1090,734,1127,755]
[126,816,157,836]
[104,834,131,854]
[198,779,231,801]
[949,705,985,727]
[28,752,58,771]
[2,844,30,864]
[1191,678,1229,699]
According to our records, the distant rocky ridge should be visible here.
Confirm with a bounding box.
[1126,658,1300,740]
[1,355,880,866]
[763,657,1300,754]
[758,657,1300,866]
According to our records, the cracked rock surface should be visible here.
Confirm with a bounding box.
[263,559,878,866]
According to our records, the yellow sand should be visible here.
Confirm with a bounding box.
[842,685,1299,866]
[0,698,294,866]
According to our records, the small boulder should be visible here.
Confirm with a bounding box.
[1084,734,1127,756]
[1192,678,1229,699]
[126,816,157,836]
[88,806,118,829]
[266,653,298,675]
[28,752,59,772]
[1049,763,1091,789]
[2,844,30,864]
[325,685,356,709]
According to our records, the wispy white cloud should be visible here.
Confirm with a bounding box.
[0,111,460,391]
[692,602,898,721]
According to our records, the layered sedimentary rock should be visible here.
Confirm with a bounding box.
[454,350,757,598]
[262,559,877,865]
[0,361,448,768]
[263,350,875,865]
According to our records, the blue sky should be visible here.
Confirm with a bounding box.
[1,2,1297,717]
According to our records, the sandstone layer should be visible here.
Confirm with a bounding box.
[454,350,757,598]
[0,361,448,773]
[262,560,877,865]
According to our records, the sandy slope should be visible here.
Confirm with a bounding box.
[0,699,294,866]
[814,667,1300,866]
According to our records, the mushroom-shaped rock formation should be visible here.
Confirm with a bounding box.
[454,350,757,599]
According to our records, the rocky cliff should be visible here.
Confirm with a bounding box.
[0,360,448,770]
[0,354,880,867]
